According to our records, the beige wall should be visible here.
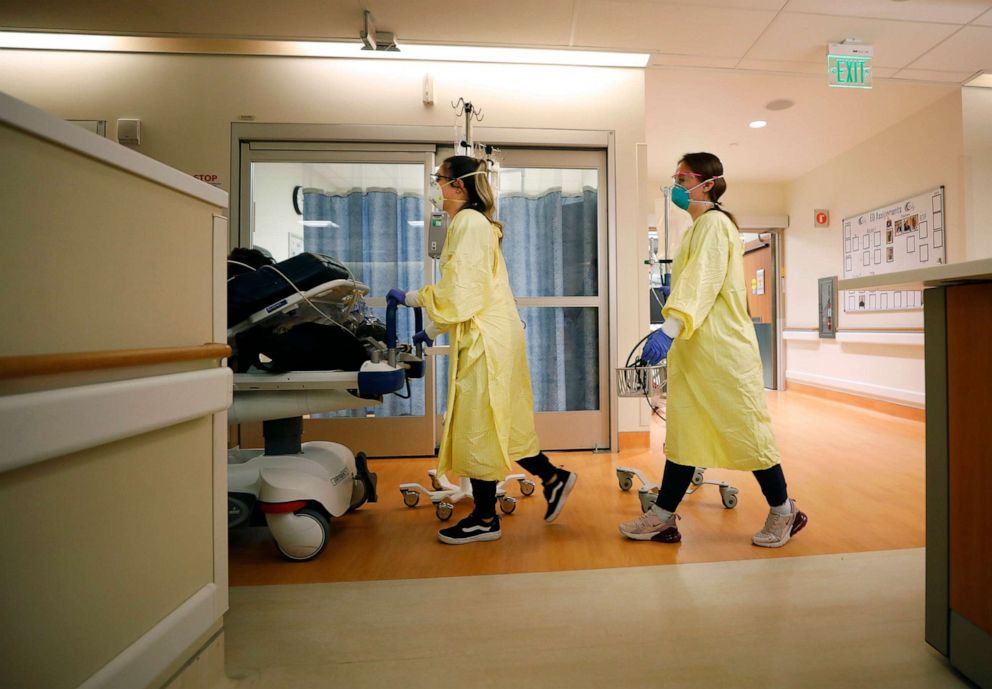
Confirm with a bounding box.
[962,86,992,261]
[782,91,965,405]
[0,49,648,433]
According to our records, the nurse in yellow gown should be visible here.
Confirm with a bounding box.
[619,152,808,548]
[389,155,577,545]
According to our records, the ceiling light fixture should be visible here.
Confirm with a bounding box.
[964,71,992,88]
[0,31,649,68]
[749,120,767,129]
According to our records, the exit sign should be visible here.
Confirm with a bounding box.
[828,42,873,89]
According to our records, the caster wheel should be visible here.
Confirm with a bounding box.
[275,508,329,562]
[617,470,634,492]
[435,502,454,521]
[402,490,420,508]
[637,490,657,513]
[519,479,536,496]
[430,473,444,492]
[691,468,705,486]
[499,496,517,514]
[720,486,739,509]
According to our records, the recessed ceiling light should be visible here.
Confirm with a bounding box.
[765,99,794,111]
[749,120,767,129]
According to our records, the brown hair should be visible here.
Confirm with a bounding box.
[441,155,504,235]
[679,152,739,229]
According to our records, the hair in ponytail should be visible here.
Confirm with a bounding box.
[679,152,740,230]
[441,155,504,236]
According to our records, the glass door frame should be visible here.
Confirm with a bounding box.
[234,142,437,457]
[488,147,611,451]
[230,122,619,450]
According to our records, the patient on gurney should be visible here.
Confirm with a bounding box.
[226,247,385,374]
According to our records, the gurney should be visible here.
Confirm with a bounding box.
[226,252,424,561]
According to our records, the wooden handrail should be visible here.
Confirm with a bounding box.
[0,343,231,379]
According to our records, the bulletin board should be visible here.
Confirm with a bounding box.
[842,186,945,312]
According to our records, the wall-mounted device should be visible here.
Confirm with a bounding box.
[428,211,448,259]
[117,118,141,145]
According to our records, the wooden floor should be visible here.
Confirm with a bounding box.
[228,389,925,586]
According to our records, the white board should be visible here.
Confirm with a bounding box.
[842,186,945,312]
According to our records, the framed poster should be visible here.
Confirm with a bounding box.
[841,186,945,312]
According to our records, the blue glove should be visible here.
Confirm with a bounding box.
[412,330,433,348]
[661,285,671,298]
[386,288,407,306]
[641,328,673,365]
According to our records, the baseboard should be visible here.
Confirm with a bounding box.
[79,584,224,689]
[786,381,925,421]
[619,431,650,450]
[785,369,924,408]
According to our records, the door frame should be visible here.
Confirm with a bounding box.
[229,123,618,449]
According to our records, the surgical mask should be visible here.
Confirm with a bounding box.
[429,170,487,212]
[670,175,723,211]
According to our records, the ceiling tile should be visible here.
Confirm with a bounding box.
[650,54,739,68]
[893,69,974,83]
[906,25,992,72]
[644,68,954,183]
[974,7,992,25]
[744,11,960,68]
[736,58,825,75]
[573,0,776,56]
[783,0,992,24]
[667,0,788,8]
[369,0,577,46]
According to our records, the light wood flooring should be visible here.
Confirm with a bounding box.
[228,389,925,586]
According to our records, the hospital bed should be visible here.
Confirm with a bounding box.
[226,252,424,561]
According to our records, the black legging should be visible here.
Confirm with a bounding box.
[471,453,559,519]
[655,459,788,512]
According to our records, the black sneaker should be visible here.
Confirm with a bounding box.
[438,513,502,545]
[543,469,578,523]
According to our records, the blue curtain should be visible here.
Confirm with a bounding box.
[302,189,425,417]
[437,189,599,414]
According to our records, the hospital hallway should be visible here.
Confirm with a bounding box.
[215,388,972,688]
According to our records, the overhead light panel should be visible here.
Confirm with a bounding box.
[749,120,767,129]
[0,30,649,67]
[964,71,992,88]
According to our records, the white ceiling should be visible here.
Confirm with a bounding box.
[1,0,989,181]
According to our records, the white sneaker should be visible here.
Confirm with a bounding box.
[752,499,808,548]
[619,511,681,543]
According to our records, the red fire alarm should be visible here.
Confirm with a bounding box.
[814,209,830,227]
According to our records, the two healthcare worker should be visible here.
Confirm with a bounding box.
[387,155,577,544]
[619,152,808,547]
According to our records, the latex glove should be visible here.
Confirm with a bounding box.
[661,285,671,298]
[386,288,407,306]
[412,330,434,348]
[641,329,673,365]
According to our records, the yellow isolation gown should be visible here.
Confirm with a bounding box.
[660,210,780,471]
[416,209,541,481]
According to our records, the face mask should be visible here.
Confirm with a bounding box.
[670,175,723,211]
[430,170,487,212]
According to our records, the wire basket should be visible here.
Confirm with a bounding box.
[616,363,667,400]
